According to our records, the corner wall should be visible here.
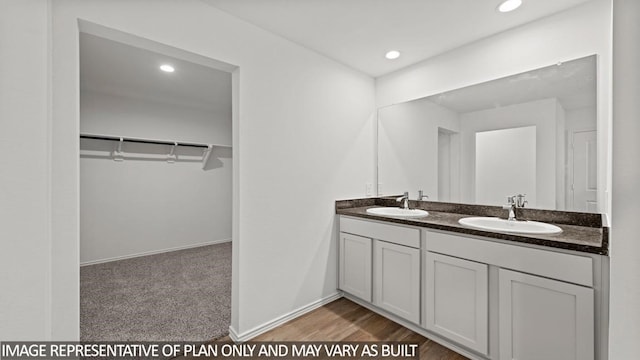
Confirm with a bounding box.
[0,0,52,340]
[610,0,640,358]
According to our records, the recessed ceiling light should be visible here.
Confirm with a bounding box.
[498,0,522,13]
[385,50,401,60]
[159,64,175,73]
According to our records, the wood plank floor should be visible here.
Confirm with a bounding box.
[210,297,468,359]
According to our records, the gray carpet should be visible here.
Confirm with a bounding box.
[80,242,231,341]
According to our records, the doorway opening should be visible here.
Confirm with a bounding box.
[437,128,459,203]
[78,26,235,342]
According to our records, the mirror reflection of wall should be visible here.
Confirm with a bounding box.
[377,55,597,212]
[475,126,536,207]
[462,99,560,209]
[378,97,460,200]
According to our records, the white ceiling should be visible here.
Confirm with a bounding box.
[202,0,593,77]
[79,1,594,110]
[80,33,232,111]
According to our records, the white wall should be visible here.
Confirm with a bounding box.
[80,157,232,264]
[610,0,640,358]
[376,0,612,215]
[566,106,597,133]
[81,90,232,146]
[46,0,375,340]
[459,98,559,208]
[377,98,459,199]
[0,0,52,341]
[80,90,232,264]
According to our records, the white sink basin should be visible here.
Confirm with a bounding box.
[458,216,562,235]
[366,207,429,218]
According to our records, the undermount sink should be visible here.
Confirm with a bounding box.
[366,207,429,218]
[458,216,562,235]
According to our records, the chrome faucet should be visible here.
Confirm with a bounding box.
[396,192,409,209]
[503,196,517,221]
[503,194,527,221]
[417,190,429,201]
[516,194,528,208]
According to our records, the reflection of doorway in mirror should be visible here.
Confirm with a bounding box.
[438,128,459,202]
[475,126,537,207]
[568,130,597,212]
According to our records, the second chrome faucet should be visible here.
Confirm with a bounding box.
[396,192,409,209]
[503,194,527,221]
[397,190,429,210]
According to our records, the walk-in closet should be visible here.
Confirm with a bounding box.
[78,31,233,341]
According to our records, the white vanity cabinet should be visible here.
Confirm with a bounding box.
[339,233,372,302]
[338,215,605,360]
[498,268,594,360]
[424,252,488,355]
[426,229,598,360]
[374,239,420,324]
[339,216,421,324]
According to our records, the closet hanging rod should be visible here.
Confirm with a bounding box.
[80,133,209,149]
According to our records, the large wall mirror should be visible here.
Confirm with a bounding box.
[377,55,599,213]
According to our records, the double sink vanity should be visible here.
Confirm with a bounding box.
[335,197,609,360]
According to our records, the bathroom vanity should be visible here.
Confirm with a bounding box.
[336,197,609,360]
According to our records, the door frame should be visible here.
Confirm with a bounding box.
[567,128,597,211]
[51,19,240,339]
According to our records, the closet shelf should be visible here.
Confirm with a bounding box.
[80,133,230,169]
[79,133,231,148]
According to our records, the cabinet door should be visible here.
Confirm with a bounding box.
[499,268,594,360]
[339,233,372,302]
[425,252,488,355]
[374,240,420,324]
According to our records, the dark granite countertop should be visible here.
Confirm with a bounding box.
[336,198,608,255]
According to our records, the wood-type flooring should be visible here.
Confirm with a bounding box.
[183,297,469,359]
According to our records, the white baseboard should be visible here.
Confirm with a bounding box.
[228,292,343,342]
[228,326,241,343]
[80,238,232,266]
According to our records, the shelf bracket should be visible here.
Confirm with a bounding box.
[202,145,213,170]
[112,137,124,162]
[166,142,178,163]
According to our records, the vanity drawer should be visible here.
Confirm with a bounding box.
[340,216,420,248]
[425,230,593,287]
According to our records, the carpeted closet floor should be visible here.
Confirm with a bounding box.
[80,242,231,341]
